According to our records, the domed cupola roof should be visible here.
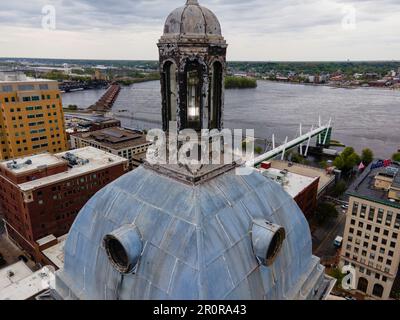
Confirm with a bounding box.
[162,0,223,41]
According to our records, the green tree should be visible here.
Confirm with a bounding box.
[333,180,347,198]
[225,76,257,89]
[320,160,328,169]
[361,148,374,165]
[392,153,400,162]
[315,202,339,226]
[254,146,263,155]
[329,268,345,289]
[333,147,360,172]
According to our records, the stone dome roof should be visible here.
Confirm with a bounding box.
[163,0,222,37]
[55,166,333,300]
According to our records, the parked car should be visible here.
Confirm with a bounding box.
[334,236,343,248]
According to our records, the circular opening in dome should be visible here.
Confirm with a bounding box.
[104,235,129,273]
[265,227,285,265]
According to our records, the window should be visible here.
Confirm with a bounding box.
[360,205,367,218]
[209,61,222,129]
[383,230,389,236]
[18,85,34,91]
[377,209,384,223]
[395,214,400,229]
[164,61,177,124]
[386,211,393,226]
[372,284,384,298]
[368,207,375,221]
[186,63,201,130]
[357,278,368,293]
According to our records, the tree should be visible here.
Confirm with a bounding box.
[333,180,347,198]
[315,202,339,226]
[361,148,374,165]
[333,147,360,172]
[320,160,328,169]
[254,146,263,155]
[393,153,400,162]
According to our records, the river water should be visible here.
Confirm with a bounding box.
[62,80,400,159]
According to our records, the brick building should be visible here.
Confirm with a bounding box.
[70,127,152,170]
[257,164,319,219]
[0,147,128,261]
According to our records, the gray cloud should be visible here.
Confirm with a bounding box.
[0,0,399,60]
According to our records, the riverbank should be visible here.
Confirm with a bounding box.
[261,79,400,91]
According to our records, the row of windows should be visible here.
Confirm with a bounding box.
[344,261,389,282]
[352,202,400,229]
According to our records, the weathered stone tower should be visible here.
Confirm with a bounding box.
[158,0,227,132]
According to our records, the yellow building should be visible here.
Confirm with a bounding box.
[0,73,68,160]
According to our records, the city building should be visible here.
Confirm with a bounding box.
[70,127,152,169]
[340,160,400,299]
[65,114,120,137]
[0,72,68,160]
[0,147,128,261]
[0,261,53,300]
[266,160,336,198]
[257,162,320,219]
[51,0,334,300]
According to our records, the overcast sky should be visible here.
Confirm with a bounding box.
[0,0,399,61]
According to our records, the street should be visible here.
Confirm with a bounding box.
[312,206,347,261]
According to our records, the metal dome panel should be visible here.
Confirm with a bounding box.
[55,166,334,300]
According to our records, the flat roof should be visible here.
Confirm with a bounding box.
[1,147,128,192]
[0,153,66,175]
[42,235,66,269]
[257,167,317,198]
[0,261,33,291]
[268,160,335,195]
[347,160,400,209]
[0,265,53,300]
[72,127,150,150]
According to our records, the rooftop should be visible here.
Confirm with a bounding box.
[267,160,335,196]
[1,153,65,175]
[0,261,33,291]
[1,147,128,191]
[0,262,53,300]
[347,160,400,209]
[42,235,67,270]
[256,167,318,198]
[72,127,150,150]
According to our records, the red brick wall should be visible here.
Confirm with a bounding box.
[0,163,127,261]
[294,177,320,220]
[0,162,68,184]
